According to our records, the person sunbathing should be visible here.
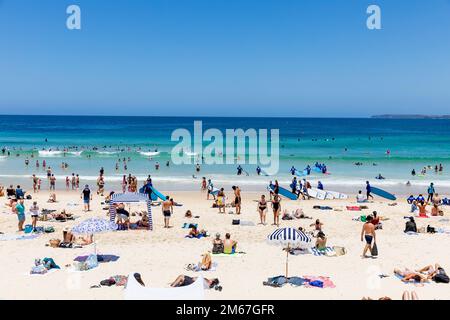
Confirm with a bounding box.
[170,275,221,290]
[293,209,312,219]
[394,268,429,283]
[75,234,94,246]
[187,226,207,238]
[187,253,212,271]
[315,231,327,250]
[416,263,449,283]
[136,215,150,229]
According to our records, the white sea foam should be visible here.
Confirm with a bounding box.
[139,151,160,157]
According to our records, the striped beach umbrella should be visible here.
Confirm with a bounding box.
[267,228,313,278]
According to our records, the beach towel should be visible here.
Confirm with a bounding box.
[303,276,336,288]
[309,247,335,256]
[347,206,361,211]
[240,221,256,227]
[212,252,245,258]
[124,273,204,300]
[74,254,120,263]
[27,268,60,277]
[185,234,208,239]
[182,223,198,229]
[264,276,307,287]
[0,234,39,241]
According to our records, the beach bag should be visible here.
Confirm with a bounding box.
[371,243,378,257]
[333,246,347,257]
[433,272,450,284]
[232,219,240,225]
[24,225,33,234]
[44,226,55,233]
[31,264,47,275]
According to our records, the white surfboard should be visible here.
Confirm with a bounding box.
[324,190,348,200]
[308,188,327,200]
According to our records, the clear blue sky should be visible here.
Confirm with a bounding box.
[0,0,449,117]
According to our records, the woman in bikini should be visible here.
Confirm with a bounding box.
[272,191,281,226]
[257,195,268,225]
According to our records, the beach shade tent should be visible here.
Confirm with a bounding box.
[71,218,118,254]
[124,273,204,300]
[109,192,153,231]
[267,228,313,278]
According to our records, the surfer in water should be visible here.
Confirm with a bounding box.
[290,166,296,175]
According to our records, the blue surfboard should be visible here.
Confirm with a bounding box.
[371,186,396,201]
[269,184,298,200]
[294,169,307,177]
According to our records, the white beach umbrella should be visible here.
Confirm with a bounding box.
[267,227,313,278]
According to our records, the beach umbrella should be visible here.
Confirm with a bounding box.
[267,228,313,278]
[71,218,117,254]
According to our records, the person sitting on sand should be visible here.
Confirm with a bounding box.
[136,215,150,229]
[410,200,419,213]
[223,233,237,254]
[431,203,444,216]
[170,275,221,291]
[6,185,15,198]
[187,225,207,238]
[432,193,442,206]
[417,201,428,217]
[62,227,76,244]
[116,203,131,229]
[356,190,367,203]
[310,219,323,232]
[394,268,429,283]
[315,231,327,250]
[404,217,417,233]
[212,233,224,254]
[407,195,416,204]
[47,193,57,203]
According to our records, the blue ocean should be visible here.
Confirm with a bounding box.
[0,115,449,195]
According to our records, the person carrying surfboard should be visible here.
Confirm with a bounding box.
[366,181,374,200]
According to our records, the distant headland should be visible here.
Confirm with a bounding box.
[372,114,450,119]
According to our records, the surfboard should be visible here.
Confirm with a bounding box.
[308,188,327,200]
[324,190,348,200]
[149,187,166,201]
[269,184,298,200]
[371,186,396,201]
[294,169,308,177]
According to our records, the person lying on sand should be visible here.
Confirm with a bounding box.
[394,268,429,283]
[95,273,145,288]
[293,209,312,219]
[416,263,449,283]
[187,225,207,238]
[170,275,221,291]
[186,252,212,271]
[362,291,419,300]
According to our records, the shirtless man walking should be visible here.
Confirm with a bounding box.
[361,215,376,258]
[162,196,173,228]
[232,186,242,215]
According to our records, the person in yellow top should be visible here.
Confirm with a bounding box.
[223,233,237,254]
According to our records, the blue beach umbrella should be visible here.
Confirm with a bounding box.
[72,218,117,254]
[267,228,313,278]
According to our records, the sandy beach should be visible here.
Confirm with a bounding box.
[1,188,449,300]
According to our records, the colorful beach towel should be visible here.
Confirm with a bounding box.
[309,247,335,256]
[303,276,336,288]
